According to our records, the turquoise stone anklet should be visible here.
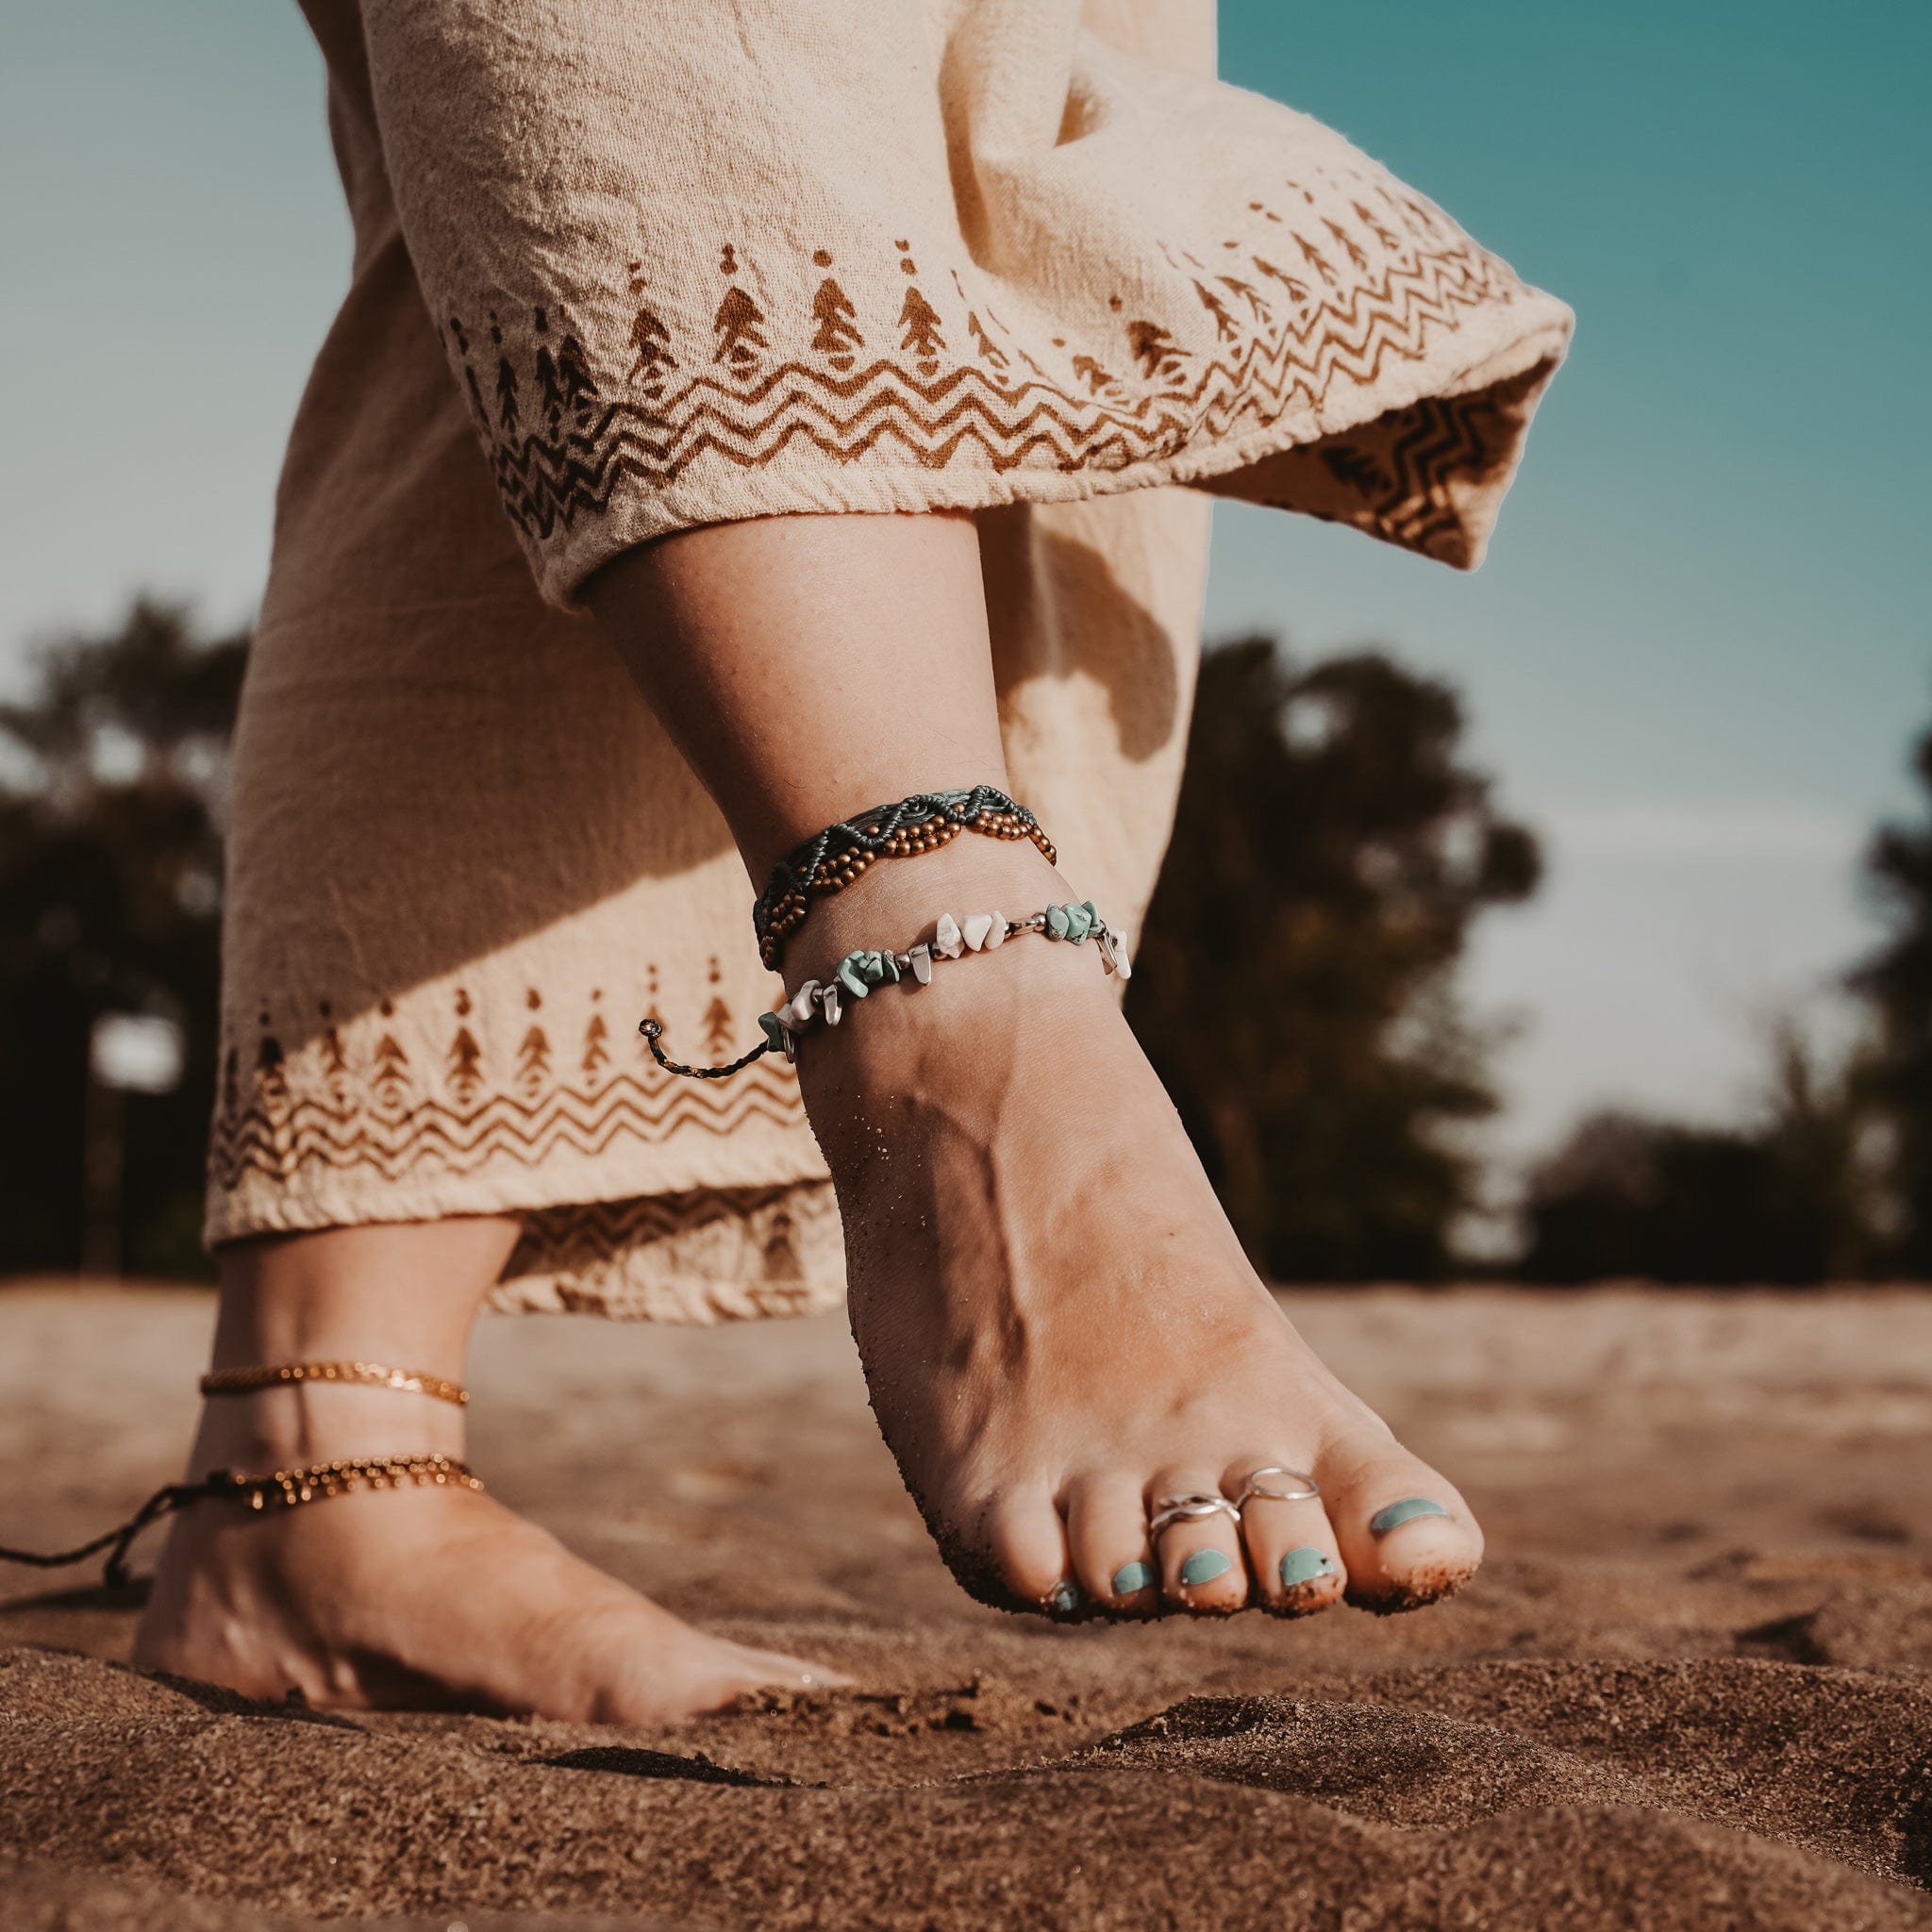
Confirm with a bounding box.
[639,902,1128,1080]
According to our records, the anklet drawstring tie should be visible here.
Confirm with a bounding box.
[641,901,1130,1081]
[0,1455,483,1590]
[200,1361,469,1407]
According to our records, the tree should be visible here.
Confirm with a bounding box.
[1124,637,1540,1279]
[1520,1021,1881,1284]
[0,600,246,1276]
[1855,708,1932,1271]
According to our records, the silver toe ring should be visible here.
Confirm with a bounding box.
[1148,1492,1242,1539]
[1232,1466,1321,1510]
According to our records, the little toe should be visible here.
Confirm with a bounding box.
[1224,1460,1344,1616]
[1316,1429,1482,1613]
[982,1487,1082,1617]
[1150,1471,1248,1615]
[1065,1473,1158,1616]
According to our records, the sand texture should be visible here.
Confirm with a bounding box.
[3,1282,1930,1930]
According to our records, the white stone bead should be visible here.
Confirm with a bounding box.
[983,912,1008,950]
[789,980,821,1026]
[908,944,933,984]
[822,985,842,1026]
[961,912,994,952]
[933,913,964,959]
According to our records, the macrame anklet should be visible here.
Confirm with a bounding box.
[200,1361,469,1407]
[0,1455,482,1591]
[753,786,1056,972]
[641,901,1128,1080]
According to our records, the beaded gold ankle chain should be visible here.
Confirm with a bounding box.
[200,1361,469,1407]
[641,901,1128,1079]
[0,1455,482,1591]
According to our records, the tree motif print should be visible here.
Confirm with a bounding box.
[809,276,863,371]
[1127,319,1189,383]
[1192,280,1241,343]
[898,286,945,379]
[1070,353,1119,397]
[446,1025,483,1106]
[702,993,735,1059]
[1324,220,1370,274]
[1252,258,1310,308]
[582,1009,610,1078]
[554,329,599,426]
[516,1024,551,1099]
[1220,275,1270,323]
[627,261,676,390]
[447,317,492,431]
[712,285,768,374]
[371,1033,410,1111]
[964,309,1008,380]
[1351,200,1403,252]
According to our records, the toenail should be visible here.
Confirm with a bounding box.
[1111,1560,1155,1596]
[1278,1545,1335,1588]
[1048,1581,1081,1614]
[1370,1496,1450,1537]
[1178,1549,1232,1587]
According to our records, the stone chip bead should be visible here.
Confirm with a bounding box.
[907,943,934,984]
[1044,901,1097,942]
[961,911,1008,952]
[757,1009,788,1049]
[933,913,965,959]
[788,981,821,1027]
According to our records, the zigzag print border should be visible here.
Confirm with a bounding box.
[446,175,1533,568]
[207,1061,806,1191]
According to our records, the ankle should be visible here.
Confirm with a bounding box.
[777,837,1073,994]
[188,1381,466,1477]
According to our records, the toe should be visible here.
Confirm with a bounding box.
[727,1642,855,1691]
[982,1486,1081,1617]
[1222,1457,1345,1616]
[1150,1470,1248,1614]
[1315,1425,1482,1612]
[1065,1472,1158,1615]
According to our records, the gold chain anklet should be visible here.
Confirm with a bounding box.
[0,1455,482,1591]
[200,1361,469,1406]
[642,900,1128,1080]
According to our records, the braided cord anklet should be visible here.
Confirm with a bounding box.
[641,901,1129,1079]
[0,1455,482,1591]
[753,786,1055,972]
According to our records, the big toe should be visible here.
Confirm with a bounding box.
[1316,1426,1482,1612]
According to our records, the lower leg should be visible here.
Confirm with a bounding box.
[136,1218,836,1720]
[588,513,1482,1619]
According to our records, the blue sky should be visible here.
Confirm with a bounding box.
[4,2,1927,1171]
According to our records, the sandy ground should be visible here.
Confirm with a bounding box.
[2,1280,1930,1930]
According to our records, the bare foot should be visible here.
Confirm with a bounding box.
[134,1387,841,1723]
[791,841,1484,1621]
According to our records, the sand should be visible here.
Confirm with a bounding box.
[3,1281,1929,1930]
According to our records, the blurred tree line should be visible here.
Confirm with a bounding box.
[0,602,243,1278]
[1,601,1926,1283]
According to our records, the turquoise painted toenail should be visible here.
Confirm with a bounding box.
[1370,1496,1450,1537]
[1278,1545,1335,1588]
[1048,1581,1080,1614]
[1179,1549,1232,1587]
[1111,1560,1155,1596]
